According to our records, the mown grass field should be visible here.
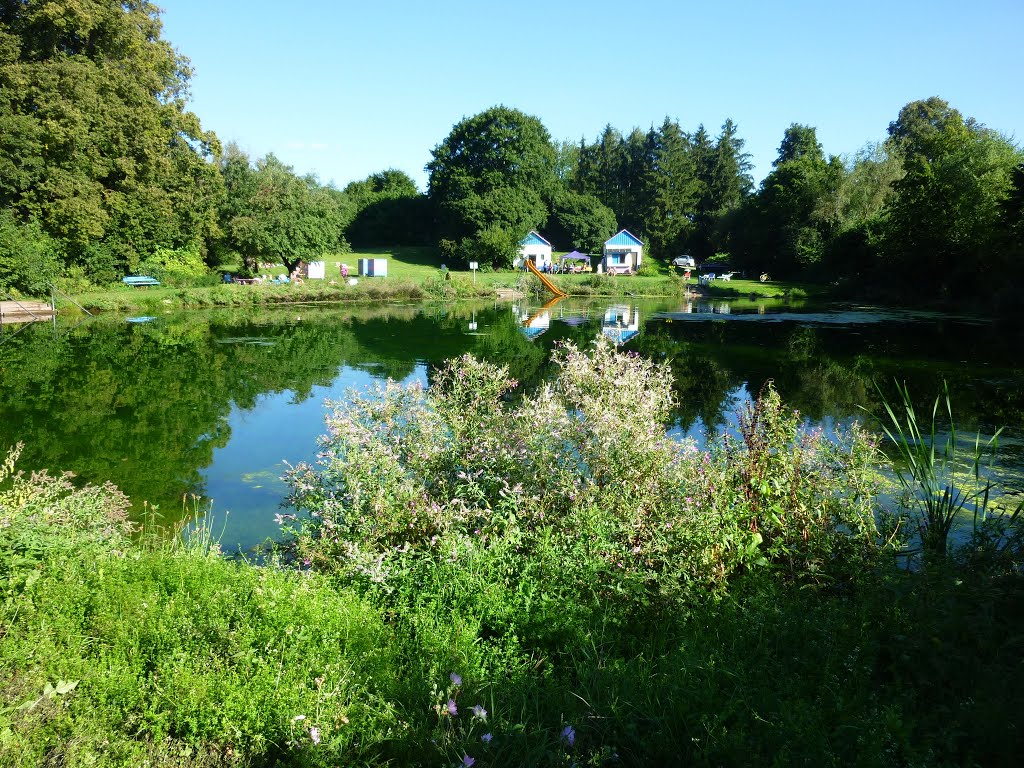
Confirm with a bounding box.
[61,247,819,314]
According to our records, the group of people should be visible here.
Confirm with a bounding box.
[525,261,590,274]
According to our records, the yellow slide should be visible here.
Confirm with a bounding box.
[525,259,567,297]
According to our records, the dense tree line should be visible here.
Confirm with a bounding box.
[0,1,363,290]
[426,100,1022,306]
[0,0,222,289]
[2,3,1020,308]
[727,101,1023,303]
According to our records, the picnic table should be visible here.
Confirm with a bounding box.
[122,276,160,287]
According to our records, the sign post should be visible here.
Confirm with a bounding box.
[469,261,478,285]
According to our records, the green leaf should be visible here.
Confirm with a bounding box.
[54,680,79,695]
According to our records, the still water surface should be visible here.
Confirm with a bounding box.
[2,297,1021,552]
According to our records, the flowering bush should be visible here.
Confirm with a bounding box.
[282,339,887,627]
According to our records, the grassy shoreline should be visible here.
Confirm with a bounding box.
[38,247,819,315]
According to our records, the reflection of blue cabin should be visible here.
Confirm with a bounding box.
[602,230,644,274]
[518,231,553,271]
[601,305,640,345]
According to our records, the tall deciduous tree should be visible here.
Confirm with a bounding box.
[216,149,349,275]
[427,106,556,266]
[730,124,836,276]
[1000,163,1024,257]
[0,0,221,279]
[547,190,617,255]
[344,169,430,247]
[882,97,1021,294]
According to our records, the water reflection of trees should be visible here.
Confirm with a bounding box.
[2,302,1021,531]
[632,316,1024,436]
[0,307,484,526]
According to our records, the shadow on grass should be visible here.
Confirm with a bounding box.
[377,570,1024,766]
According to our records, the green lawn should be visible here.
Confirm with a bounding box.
[57,247,822,313]
[240,247,809,298]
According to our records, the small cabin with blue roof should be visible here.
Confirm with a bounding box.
[602,229,644,274]
[518,231,553,271]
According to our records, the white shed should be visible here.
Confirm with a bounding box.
[303,260,326,279]
[518,231,553,271]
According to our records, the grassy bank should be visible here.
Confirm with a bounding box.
[47,248,816,315]
[3,345,1023,766]
[5,526,1022,767]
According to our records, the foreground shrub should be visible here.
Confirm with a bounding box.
[0,443,133,574]
[3,384,1021,765]
[282,340,887,635]
[707,386,886,584]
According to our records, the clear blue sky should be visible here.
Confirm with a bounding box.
[159,0,1023,193]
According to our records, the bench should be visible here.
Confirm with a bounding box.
[122,276,160,287]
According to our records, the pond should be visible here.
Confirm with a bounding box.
[2,297,1021,553]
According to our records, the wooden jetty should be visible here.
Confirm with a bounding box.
[0,300,56,325]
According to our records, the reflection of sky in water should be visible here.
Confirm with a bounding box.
[669,384,864,447]
[201,364,428,553]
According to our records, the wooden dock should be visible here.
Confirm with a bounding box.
[0,300,56,324]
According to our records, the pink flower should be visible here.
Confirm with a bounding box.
[309,726,320,744]
[462,755,476,767]
[446,699,458,716]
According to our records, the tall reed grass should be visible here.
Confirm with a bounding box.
[871,380,1011,560]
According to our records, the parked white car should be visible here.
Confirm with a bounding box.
[671,255,696,267]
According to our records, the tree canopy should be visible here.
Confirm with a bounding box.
[427,106,557,267]
[344,169,432,248]
[215,148,351,276]
[882,97,1019,293]
[0,0,221,282]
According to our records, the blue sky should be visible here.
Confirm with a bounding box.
[159,0,1023,192]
